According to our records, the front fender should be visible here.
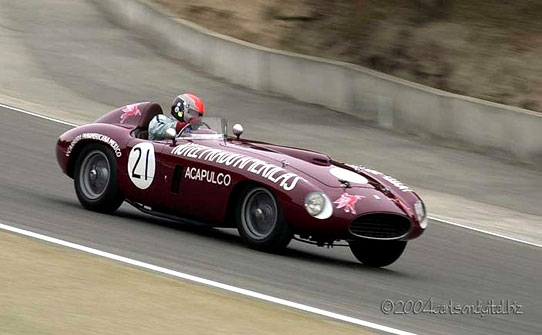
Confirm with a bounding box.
[279,179,424,241]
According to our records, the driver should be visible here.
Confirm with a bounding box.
[148,93,205,140]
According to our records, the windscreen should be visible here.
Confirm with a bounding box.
[179,117,228,139]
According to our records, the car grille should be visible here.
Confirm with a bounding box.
[349,214,411,240]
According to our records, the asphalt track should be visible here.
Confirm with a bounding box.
[1,107,541,335]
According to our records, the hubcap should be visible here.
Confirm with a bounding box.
[254,208,264,220]
[79,150,110,200]
[241,188,278,240]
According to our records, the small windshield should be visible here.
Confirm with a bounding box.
[178,117,227,139]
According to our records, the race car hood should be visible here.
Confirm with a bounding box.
[225,140,421,206]
[225,140,375,189]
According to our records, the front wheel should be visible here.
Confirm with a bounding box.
[236,186,292,252]
[349,240,407,267]
[74,143,124,213]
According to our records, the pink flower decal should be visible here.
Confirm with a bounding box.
[333,192,364,215]
[120,103,141,123]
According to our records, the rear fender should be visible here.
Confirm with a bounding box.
[57,124,130,178]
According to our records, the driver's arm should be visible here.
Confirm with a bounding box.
[149,115,178,140]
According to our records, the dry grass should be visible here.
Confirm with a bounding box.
[0,231,376,334]
[151,0,542,112]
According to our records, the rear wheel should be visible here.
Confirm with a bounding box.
[236,186,292,252]
[349,240,407,267]
[74,143,124,213]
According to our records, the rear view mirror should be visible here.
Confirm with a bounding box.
[232,124,244,139]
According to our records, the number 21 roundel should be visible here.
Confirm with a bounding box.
[128,142,156,189]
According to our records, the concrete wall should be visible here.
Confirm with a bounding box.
[92,0,542,164]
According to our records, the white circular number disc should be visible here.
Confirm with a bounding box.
[128,142,156,189]
[329,166,368,184]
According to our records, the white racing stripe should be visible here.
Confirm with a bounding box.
[0,222,416,335]
[1,101,539,249]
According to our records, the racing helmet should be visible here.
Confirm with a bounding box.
[171,93,205,123]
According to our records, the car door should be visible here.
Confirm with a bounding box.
[157,139,234,224]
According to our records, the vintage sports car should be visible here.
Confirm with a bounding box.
[56,102,427,267]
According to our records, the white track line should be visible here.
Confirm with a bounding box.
[0,222,416,335]
[430,216,542,248]
[0,102,76,127]
[2,101,540,249]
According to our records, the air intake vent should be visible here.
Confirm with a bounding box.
[349,214,411,240]
[312,157,330,166]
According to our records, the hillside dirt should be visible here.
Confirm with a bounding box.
[151,0,542,112]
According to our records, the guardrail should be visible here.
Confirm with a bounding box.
[92,0,542,165]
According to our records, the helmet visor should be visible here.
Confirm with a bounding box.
[184,108,202,121]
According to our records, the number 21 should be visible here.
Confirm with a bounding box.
[131,147,150,180]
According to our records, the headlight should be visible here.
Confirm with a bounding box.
[414,200,428,229]
[304,192,333,219]
[305,192,325,216]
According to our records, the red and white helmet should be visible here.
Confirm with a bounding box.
[171,93,205,123]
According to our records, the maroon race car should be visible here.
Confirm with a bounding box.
[56,102,427,267]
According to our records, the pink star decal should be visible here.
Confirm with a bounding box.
[333,192,364,215]
[120,103,141,123]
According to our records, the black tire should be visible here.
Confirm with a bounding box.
[74,143,124,213]
[236,186,292,252]
[349,240,407,267]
